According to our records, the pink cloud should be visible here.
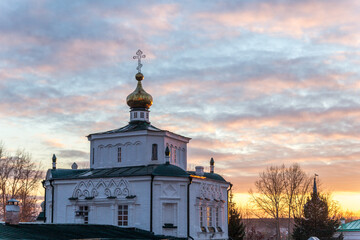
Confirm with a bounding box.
[194,1,360,44]
[96,3,179,33]
[42,138,65,148]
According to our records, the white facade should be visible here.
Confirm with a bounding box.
[88,129,189,170]
[43,62,230,239]
[44,174,229,239]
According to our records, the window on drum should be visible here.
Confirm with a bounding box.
[152,144,158,160]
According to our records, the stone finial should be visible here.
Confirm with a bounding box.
[52,154,57,170]
[210,157,214,173]
[165,146,170,164]
[71,162,78,170]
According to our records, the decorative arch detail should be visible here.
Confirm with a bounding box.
[199,182,223,200]
[72,178,131,199]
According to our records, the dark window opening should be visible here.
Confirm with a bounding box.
[134,112,137,118]
[152,144,158,160]
[92,148,95,164]
[140,112,144,118]
[118,147,122,162]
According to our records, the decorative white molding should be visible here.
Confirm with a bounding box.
[72,178,131,199]
[199,182,223,200]
[162,184,178,197]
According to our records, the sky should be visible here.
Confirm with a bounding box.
[1,0,360,212]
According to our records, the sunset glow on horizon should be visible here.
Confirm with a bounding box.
[1,0,360,214]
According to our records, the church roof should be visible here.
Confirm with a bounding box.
[49,164,227,183]
[153,162,189,177]
[87,121,190,141]
[88,121,163,136]
[338,219,360,232]
[187,171,227,182]
[0,223,182,239]
[51,169,89,179]
[50,165,158,180]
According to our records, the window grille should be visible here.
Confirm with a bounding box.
[215,207,219,227]
[77,206,89,224]
[200,207,204,227]
[200,207,207,232]
[207,207,212,227]
[118,205,128,226]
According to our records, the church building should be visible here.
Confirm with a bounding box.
[43,50,230,240]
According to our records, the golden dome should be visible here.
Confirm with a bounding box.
[126,73,153,109]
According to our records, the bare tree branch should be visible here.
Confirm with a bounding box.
[0,144,43,221]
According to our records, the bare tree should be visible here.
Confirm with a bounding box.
[339,209,360,223]
[249,165,286,240]
[322,191,341,219]
[0,141,4,158]
[250,164,313,240]
[0,143,14,219]
[0,144,43,221]
[283,164,312,239]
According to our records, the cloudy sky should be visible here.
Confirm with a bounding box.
[1,0,360,211]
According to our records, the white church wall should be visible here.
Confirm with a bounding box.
[164,136,187,170]
[45,174,229,240]
[54,181,77,223]
[46,176,152,229]
[144,134,165,165]
[90,135,148,169]
[128,177,151,230]
[89,131,189,170]
[45,184,52,223]
[152,177,189,238]
[189,179,229,239]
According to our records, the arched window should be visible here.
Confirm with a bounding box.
[152,144,158,160]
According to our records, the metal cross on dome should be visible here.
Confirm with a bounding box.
[133,49,146,73]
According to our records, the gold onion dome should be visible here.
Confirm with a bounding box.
[126,73,153,109]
